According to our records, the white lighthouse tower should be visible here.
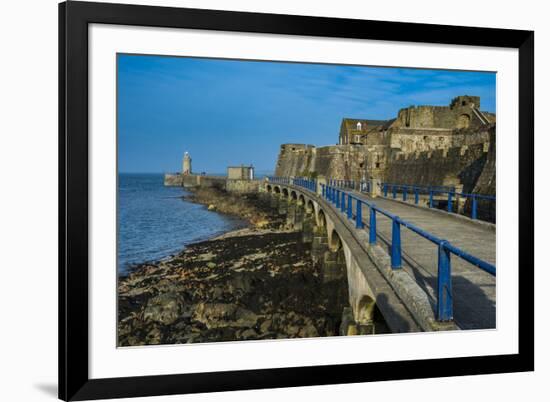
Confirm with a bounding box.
[182,152,192,175]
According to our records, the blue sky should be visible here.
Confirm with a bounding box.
[118,54,496,174]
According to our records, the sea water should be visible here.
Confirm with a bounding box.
[117,173,246,275]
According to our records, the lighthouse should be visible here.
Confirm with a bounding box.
[182,152,192,175]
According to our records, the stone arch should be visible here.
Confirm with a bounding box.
[316,209,327,232]
[329,229,342,252]
[266,184,272,193]
[298,194,306,206]
[306,199,315,214]
[456,113,471,129]
[290,191,298,201]
[274,186,281,194]
[355,295,376,324]
[282,188,289,197]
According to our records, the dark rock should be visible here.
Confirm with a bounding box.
[143,292,183,325]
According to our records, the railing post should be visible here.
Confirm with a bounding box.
[403,186,408,201]
[391,217,402,269]
[336,189,340,208]
[472,196,478,220]
[392,185,397,199]
[383,183,388,197]
[429,190,434,208]
[356,199,364,229]
[447,191,453,213]
[321,184,325,198]
[437,241,453,321]
[341,191,346,212]
[369,207,377,244]
[347,195,353,219]
[414,187,419,205]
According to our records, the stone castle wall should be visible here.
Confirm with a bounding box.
[274,144,315,178]
[274,130,491,182]
[468,129,496,221]
[273,125,495,200]
[384,142,488,192]
[392,96,486,131]
[274,144,369,182]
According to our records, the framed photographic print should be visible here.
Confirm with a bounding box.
[59,1,534,400]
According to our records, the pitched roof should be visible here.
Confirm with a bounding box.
[342,118,390,130]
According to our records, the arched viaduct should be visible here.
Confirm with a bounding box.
[263,182,449,334]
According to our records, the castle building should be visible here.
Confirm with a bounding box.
[339,118,391,145]
[182,152,192,175]
[275,95,496,198]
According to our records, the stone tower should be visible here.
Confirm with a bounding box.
[182,152,192,175]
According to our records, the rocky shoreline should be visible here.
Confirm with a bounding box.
[117,187,348,346]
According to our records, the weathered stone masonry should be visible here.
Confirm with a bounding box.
[274,95,496,200]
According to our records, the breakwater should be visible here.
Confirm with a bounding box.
[164,173,261,194]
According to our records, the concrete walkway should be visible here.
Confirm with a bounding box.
[351,193,496,330]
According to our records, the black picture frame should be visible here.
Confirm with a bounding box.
[59,1,534,400]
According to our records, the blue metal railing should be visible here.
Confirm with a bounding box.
[327,178,371,194]
[266,176,496,322]
[321,183,496,321]
[381,182,495,221]
[294,177,318,193]
[268,176,291,185]
[268,176,318,193]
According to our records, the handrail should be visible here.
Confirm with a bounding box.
[380,182,495,220]
[266,177,496,322]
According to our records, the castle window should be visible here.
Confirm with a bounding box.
[462,101,466,106]
[375,163,380,168]
[355,135,360,143]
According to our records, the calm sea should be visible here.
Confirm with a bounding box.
[117,173,246,275]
